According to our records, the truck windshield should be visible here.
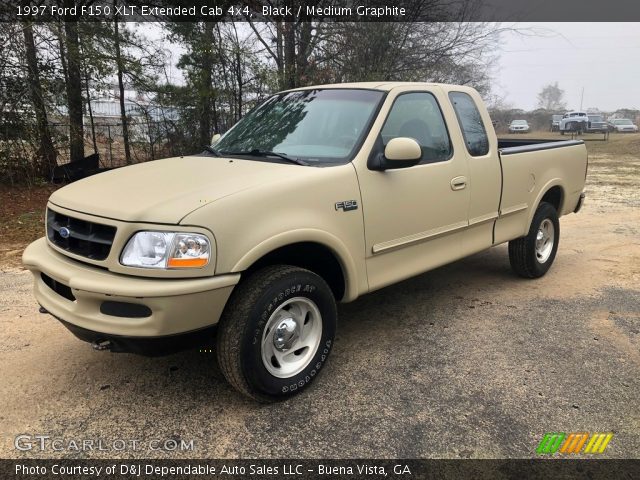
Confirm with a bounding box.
[214,89,385,165]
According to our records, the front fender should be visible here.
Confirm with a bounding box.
[231,228,360,302]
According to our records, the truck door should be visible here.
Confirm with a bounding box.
[354,87,470,292]
[446,89,501,257]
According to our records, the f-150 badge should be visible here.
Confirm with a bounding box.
[335,200,358,211]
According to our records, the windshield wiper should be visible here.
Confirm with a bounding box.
[202,145,221,157]
[223,149,309,166]
[254,149,309,166]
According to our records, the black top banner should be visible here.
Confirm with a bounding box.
[1,0,640,22]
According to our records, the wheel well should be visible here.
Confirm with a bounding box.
[541,186,563,212]
[244,242,346,301]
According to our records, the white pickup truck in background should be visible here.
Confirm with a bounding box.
[560,111,589,134]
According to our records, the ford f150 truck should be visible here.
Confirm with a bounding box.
[23,82,588,401]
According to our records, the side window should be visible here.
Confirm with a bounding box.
[380,92,452,164]
[449,92,489,157]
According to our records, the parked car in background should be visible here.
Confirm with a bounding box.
[586,114,608,133]
[509,120,530,133]
[608,118,638,133]
[550,114,563,132]
[560,111,589,134]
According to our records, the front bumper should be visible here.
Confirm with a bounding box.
[23,238,240,340]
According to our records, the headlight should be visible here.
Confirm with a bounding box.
[121,231,211,269]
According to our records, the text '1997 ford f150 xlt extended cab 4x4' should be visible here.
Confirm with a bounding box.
[23,83,588,401]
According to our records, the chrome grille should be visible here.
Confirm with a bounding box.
[46,208,116,261]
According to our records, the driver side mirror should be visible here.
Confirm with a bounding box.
[211,133,221,145]
[384,137,422,162]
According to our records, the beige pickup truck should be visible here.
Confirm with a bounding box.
[23,82,587,401]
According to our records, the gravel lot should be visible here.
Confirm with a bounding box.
[1,134,638,459]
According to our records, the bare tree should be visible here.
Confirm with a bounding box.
[247,13,326,89]
[23,22,58,177]
[113,8,132,164]
[63,1,84,163]
[537,82,566,111]
[315,20,502,95]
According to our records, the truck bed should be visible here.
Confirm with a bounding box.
[493,137,588,246]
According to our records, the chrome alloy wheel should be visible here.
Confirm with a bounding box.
[261,297,323,378]
[535,218,555,263]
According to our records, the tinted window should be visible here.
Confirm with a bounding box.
[380,92,452,164]
[449,92,489,157]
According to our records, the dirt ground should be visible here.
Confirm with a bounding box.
[0,132,638,459]
[0,184,58,269]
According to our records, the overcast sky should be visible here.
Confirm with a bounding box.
[497,23,640,111]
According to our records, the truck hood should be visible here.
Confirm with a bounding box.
[49,155,307,224]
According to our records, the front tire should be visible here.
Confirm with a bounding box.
[216,265,337,402]
[508,202,560,278]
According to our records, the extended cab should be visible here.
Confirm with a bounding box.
[23,83,588,401]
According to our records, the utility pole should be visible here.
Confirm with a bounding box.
[579,87,584,110]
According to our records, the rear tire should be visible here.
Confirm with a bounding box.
[216,265,337,402]
[508,202,560,278]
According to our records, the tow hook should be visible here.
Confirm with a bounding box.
[92,339,112,351]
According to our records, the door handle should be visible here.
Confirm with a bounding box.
[450,176,467,191]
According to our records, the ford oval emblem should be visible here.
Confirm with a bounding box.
[59,227,71,239]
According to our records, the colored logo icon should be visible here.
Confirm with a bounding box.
[537,432,613,455]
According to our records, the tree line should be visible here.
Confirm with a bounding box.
[0,0,502,184]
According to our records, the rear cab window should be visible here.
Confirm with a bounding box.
[449,92,489,157]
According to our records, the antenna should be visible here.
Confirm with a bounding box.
[580,87,584,110]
